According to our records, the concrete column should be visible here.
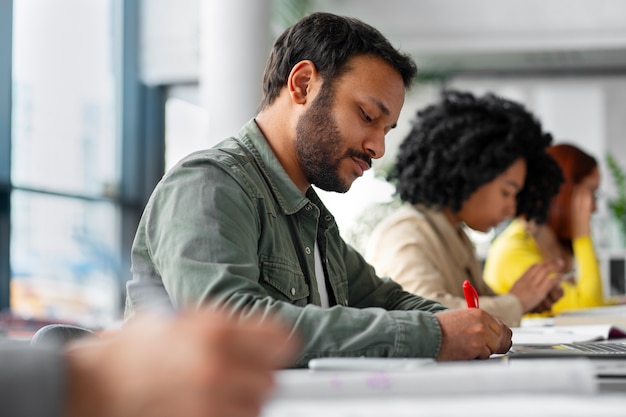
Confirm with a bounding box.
[199,0,271,145]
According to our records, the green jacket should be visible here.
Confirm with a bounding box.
[126,119,447,366]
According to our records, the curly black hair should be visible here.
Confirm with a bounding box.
[389,90,563,223]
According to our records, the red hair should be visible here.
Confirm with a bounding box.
[545,143,597,249]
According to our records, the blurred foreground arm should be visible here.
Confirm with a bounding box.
[66,310,298,417]
[0,345,65,417]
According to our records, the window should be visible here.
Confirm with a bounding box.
[8,0,123,327]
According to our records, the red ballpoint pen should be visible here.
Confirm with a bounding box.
[463,279,479,308]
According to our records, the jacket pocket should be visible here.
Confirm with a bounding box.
[260,256,310,306]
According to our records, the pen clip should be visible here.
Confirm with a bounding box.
[463,279,479,308]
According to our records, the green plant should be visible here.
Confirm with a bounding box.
[606,153,626,237]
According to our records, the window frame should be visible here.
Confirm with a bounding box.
[0,0,14,309]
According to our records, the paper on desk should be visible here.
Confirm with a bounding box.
[554,304,626,327]
[558,304,626,317]
[271,359,597,400]
[512,324,626,345]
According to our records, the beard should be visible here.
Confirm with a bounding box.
[295,85,371,193]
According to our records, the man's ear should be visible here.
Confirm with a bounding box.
[287,60,318,105]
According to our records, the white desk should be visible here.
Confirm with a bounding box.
[262,395,626,417]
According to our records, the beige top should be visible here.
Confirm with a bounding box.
[366,204,523,327]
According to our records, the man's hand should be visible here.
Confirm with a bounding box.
[434,309,512,360]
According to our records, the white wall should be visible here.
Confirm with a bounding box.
[139,0,199,85]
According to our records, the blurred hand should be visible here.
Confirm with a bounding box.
[65,309,298,417]
[434,309,512,360]
[509,259,564,313]
[528,284,565,314]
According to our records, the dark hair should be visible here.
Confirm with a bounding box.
[546,143,598,245]
[390,90,563,223]
[258,12,418,110]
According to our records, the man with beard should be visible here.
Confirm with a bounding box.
[125,12,512,366]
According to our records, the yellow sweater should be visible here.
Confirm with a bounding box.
[483,219,605,315]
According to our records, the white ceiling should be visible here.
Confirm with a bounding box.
[308,0,626,73]
[138,0,626,85]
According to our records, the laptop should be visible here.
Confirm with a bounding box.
[508,340,626,380]
[508,340,626,359]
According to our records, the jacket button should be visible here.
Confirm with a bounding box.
[305,246,311,254]
[291,288,296,296]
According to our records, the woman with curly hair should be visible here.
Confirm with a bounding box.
[366,90,565,327]
[484,143,605,314]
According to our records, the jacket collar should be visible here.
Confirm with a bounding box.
[236,119,316,216]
